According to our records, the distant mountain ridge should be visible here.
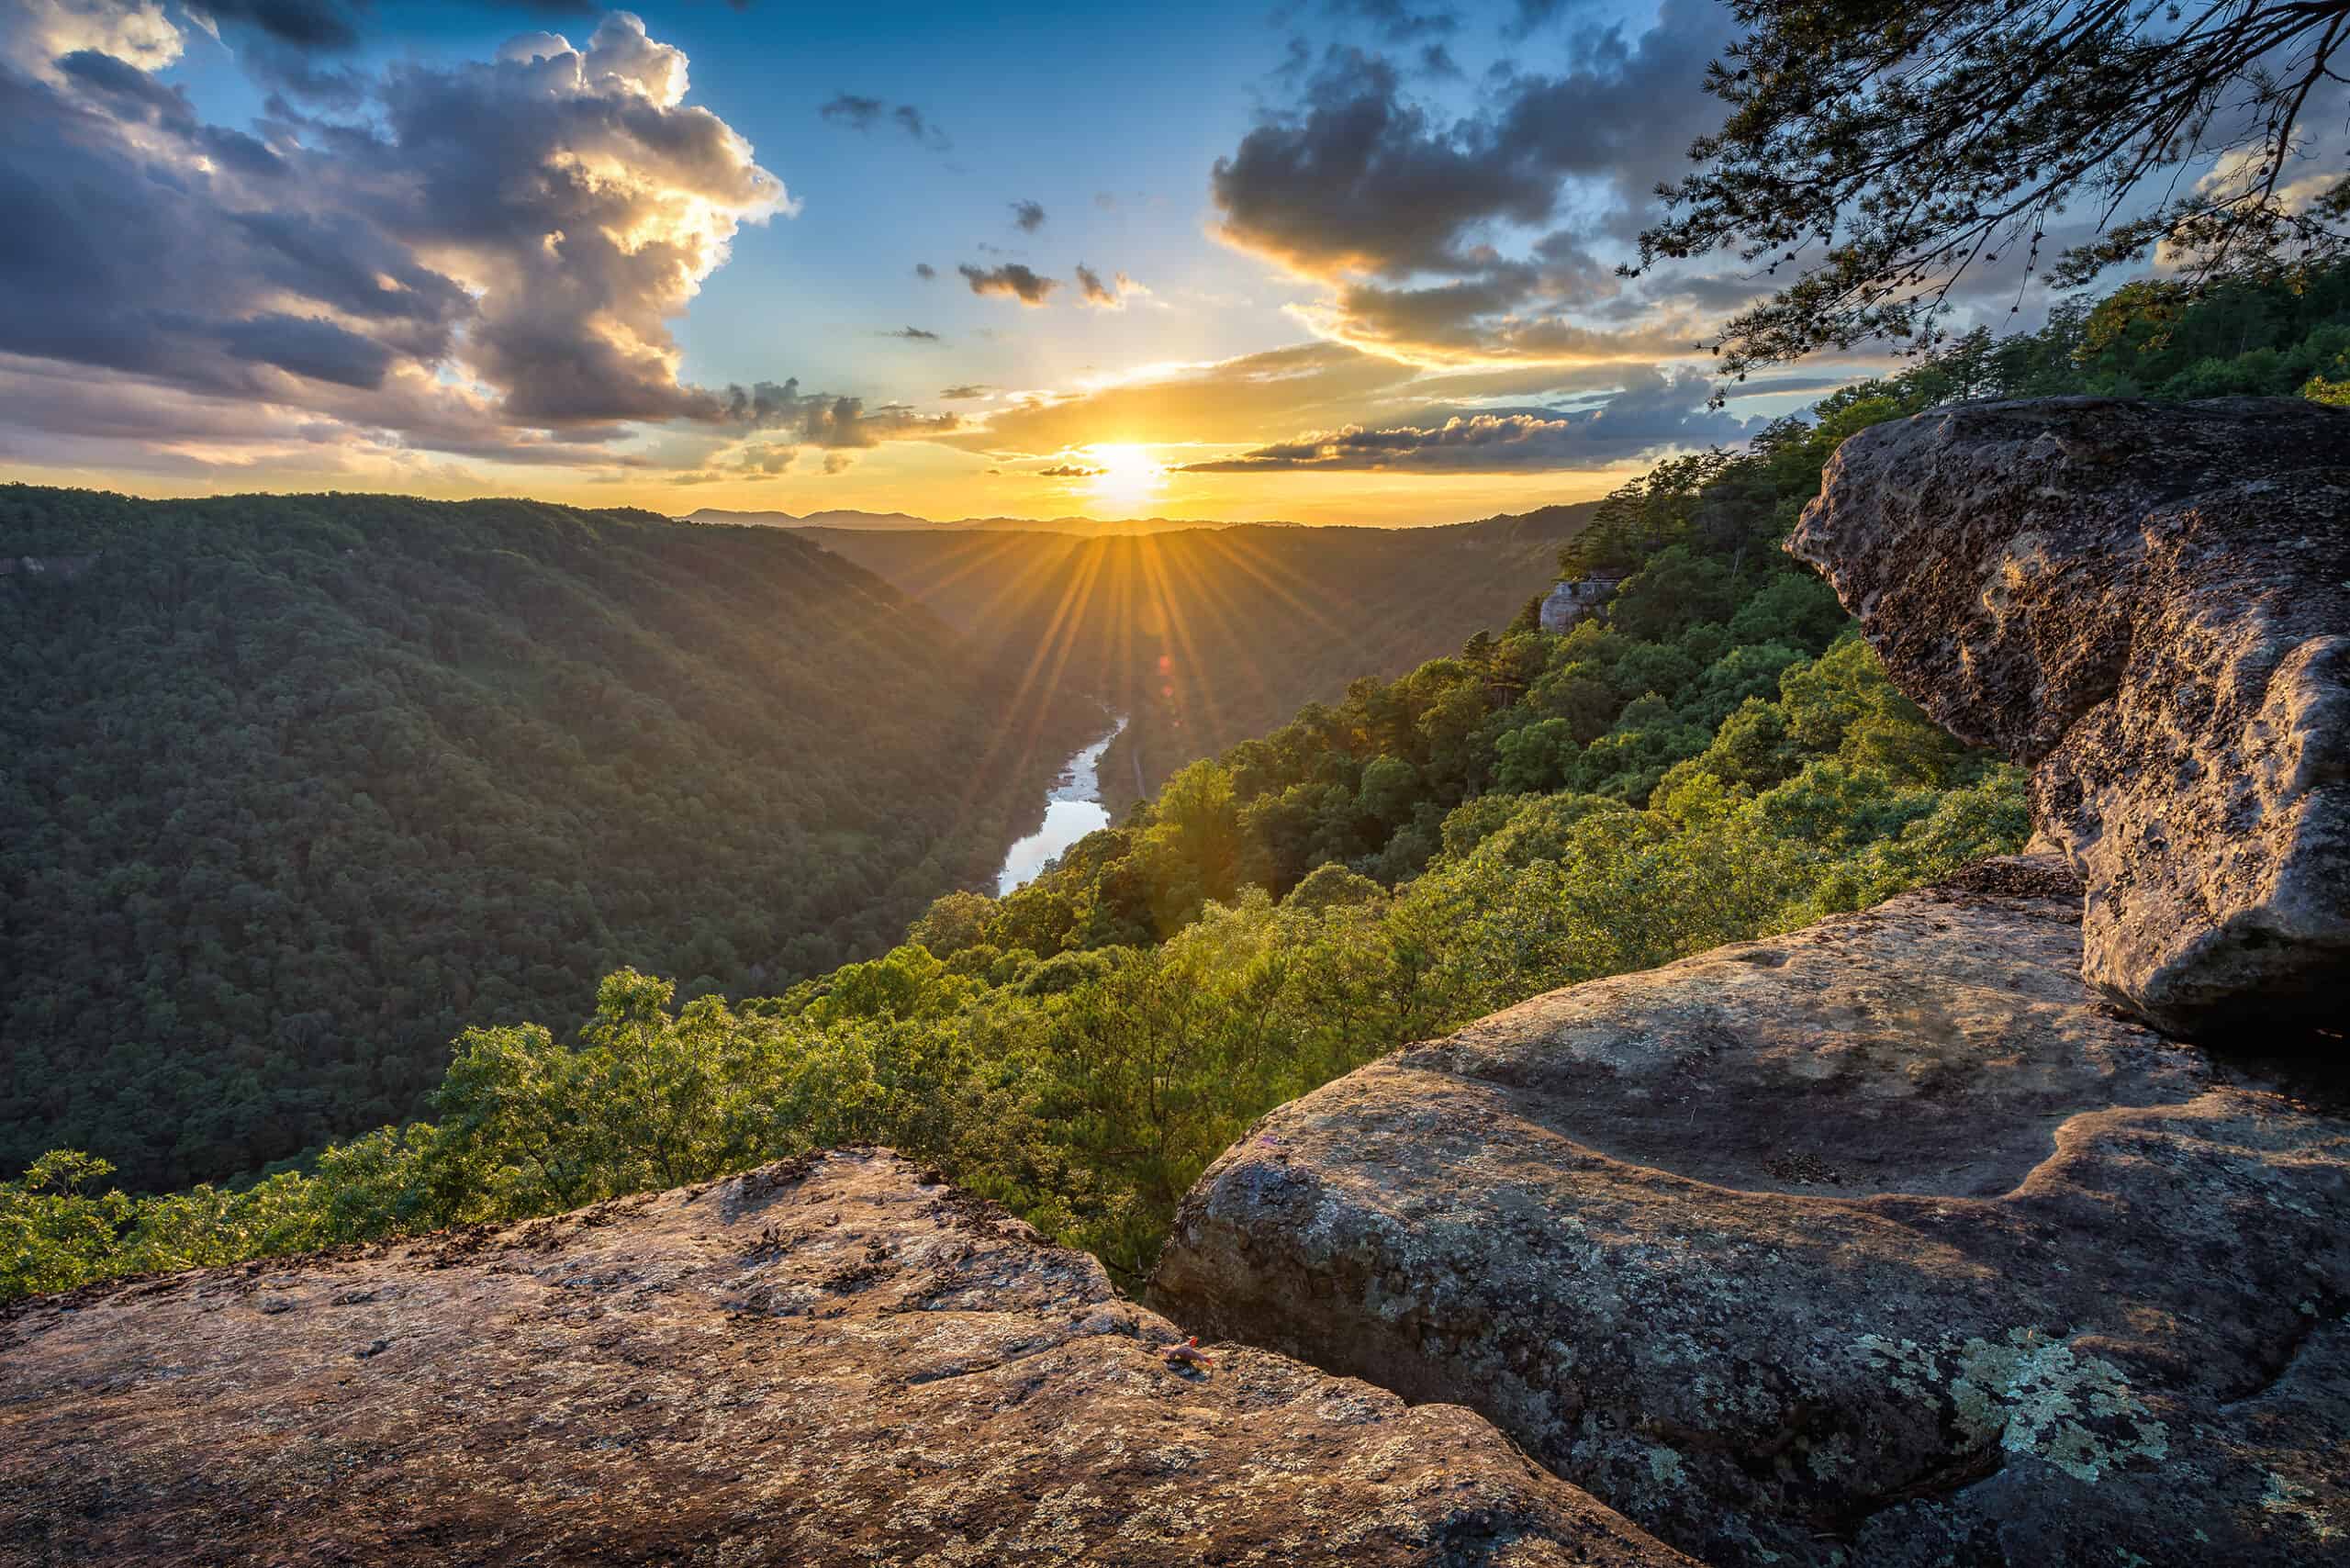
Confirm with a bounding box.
[685,508,1283,536]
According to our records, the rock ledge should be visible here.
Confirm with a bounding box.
[0,1148,1690,1568]
[1152,857,2350,1565]
[1786,396,2350,1035]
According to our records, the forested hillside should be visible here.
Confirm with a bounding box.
[8,265,2349,1302]
[797,506,1595,808]
[0,490,1094,1189]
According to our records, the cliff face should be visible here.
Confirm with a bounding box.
[1785,397,2350,1036]
[1150,858,2350,1564]
[0,1148,1690,1568]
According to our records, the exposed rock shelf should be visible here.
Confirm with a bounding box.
[1150,857,2350,1565]
[0,1148,1692,1568]
[1787,396,2350,1036]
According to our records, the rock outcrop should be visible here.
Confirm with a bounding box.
[1786,397,2350,1036]
[1151,857,2350,1565]
[0,1148,1691,1568]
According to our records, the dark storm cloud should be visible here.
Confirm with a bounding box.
[959,262,1058,305]
[938,384,992,399]
[820,92,949,151]
[913,262,937,279]
[1009,199,1046,233]
[1181,367,1751,472]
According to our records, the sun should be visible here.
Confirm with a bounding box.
[1083,444,1166,510]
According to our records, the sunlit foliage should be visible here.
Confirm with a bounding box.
[12,272,2349,1303]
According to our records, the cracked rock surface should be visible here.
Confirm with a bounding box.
[1786,397,2350,1036]
[0,1148,1690,1568]
[1149,857,2350,1565]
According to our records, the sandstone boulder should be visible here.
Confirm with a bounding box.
[0,1148,1691,1568]
[1785,397,2349,1036]
[1151,858,2350,1565]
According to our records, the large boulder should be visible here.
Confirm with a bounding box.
[1151,858,2350,1566]
[1785,397,2350,1036]
[0,1148,1691,1568]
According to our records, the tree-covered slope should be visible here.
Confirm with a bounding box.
[0,488,1091,1188]
[9,266,2349,1304]
[796,504,1598,809]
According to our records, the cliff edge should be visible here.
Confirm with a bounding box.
[0,1148,1689,1568]
[1150,857,2349,1564]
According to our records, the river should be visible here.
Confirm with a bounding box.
[995,713,1129,895]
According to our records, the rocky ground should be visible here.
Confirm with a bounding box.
[1150,857,2350,1564]
[0,1148,1691,1568]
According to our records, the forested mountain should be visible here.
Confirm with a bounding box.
[0,489,1095,1189]
[8,266,2350,1303]
[798,505,1597,807]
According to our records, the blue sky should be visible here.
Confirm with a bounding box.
[0,0,1937,523]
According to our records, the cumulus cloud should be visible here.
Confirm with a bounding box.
[1009,199,1046,233]
[0,9,948,476]
[2,0,184,78]
[885,325,942,341]
[819,91,949,151]
[959,262,1058,305]
[938,383,993,398]
[1208,0,1735,364]
[1036,461,1103,476]
[1180,367,1751,472]
[913,262,937,279]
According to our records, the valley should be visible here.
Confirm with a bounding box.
[795,503,1600,809]
[0,488,1102,1189]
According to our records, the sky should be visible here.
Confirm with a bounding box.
[0,0,1930,525]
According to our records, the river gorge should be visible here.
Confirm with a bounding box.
[994,713,1129,895]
